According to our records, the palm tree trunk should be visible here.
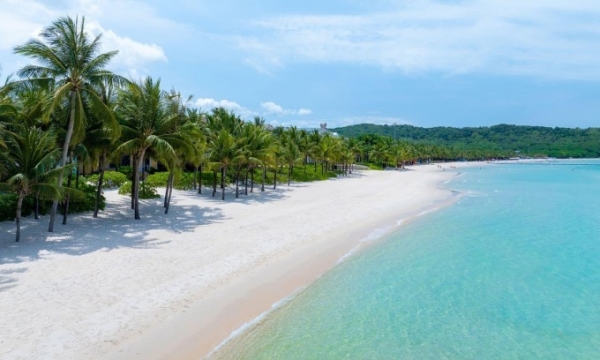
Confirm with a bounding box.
[251,169,254,193]
[273,169,277,189]
[62,179,71,224]
[288,165,292,186]
[131,156,137,210]
[193,166,198,190]
[134,150,145,220]
[164,172,173,207]
[141,155,146,182]
[235,168,240,198]
[15,191,25,242]
[165,172,174,214]
[221,166,226,200]
[34,193,40,220]
[198,165,203,194]
[244,169,249,195]
[48,91,77,232]
[93,149,106,218]
[212,170,217,197]
[63,153,74,225]
[261,167,265,192]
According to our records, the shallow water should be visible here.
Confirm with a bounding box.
[214,161,600,359]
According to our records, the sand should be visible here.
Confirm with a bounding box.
[0,162,480,359]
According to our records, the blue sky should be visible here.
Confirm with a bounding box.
[1,0,600,129]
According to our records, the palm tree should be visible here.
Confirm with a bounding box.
[162,89,195,212]
[251,121,277,192]
[185,108,208,193]
[14,16,125,231]
[85,80,122,218]
[0,126,65,241]
[208,129,238,200]
[115,77,184,219]
[370,142,389,169]
[205,108,243,200]
[280,139,301,186]
[345,137,364,172]
[388,142,405,169]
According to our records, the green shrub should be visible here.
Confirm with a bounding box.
[0,193,22,221]
[0,184,103,222]
[86,171,128,188]
[359,162,384,170]
[0,194,51,221]
[117,166,133,179]
[145,171,195,190]
[118,181,160,199]
[144,172,170,188]
[66,183,105,213]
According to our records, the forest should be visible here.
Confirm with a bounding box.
[332,123,600,158]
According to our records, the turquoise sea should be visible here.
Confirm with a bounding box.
[214,161,600,359]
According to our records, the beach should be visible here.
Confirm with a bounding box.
[0,163,473,359]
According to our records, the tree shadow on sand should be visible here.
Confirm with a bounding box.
[0,173,362,288]
[0,193,224,266]
[0,268,26,292]
[193,184,288,205]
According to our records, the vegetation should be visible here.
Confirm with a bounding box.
[118,181,160,199]
[86,171,128,189]
[332,124,600,158]
[13,15,124,231]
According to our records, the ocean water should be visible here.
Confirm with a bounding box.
[214,161,600,359]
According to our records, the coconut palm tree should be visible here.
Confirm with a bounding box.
[208,129,238,200]
[388,142,405,169]
[205,108,243,200]
[14,16,125,231]
[84,80,122,217]
[280,139,301,186]
[0,126,65,241]
[115,77,184,219]
[370,141,389,169]
[250,121,277,193]
[185,108,208,193]
[345,137,364,172]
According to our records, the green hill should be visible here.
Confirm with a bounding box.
[331,123,600,158]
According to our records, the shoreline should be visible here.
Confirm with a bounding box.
[0,162,483,360]
[208,184,465,359]
[103,165,473,360]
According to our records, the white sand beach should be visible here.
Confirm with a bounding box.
[0,163,480,359]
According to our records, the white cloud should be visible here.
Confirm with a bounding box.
[0,0,57,52]
[238,0,600,80]
[260,101,284,113]
[196,98,243,111]
[0,0,167,77]
[195,98,260,118]
[87,21,167,70]
[260,101,312,116]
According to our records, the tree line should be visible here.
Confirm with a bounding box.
[332,123,600,158]
[0,16,513,242]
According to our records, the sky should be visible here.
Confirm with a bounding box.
[1,0,600,129]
